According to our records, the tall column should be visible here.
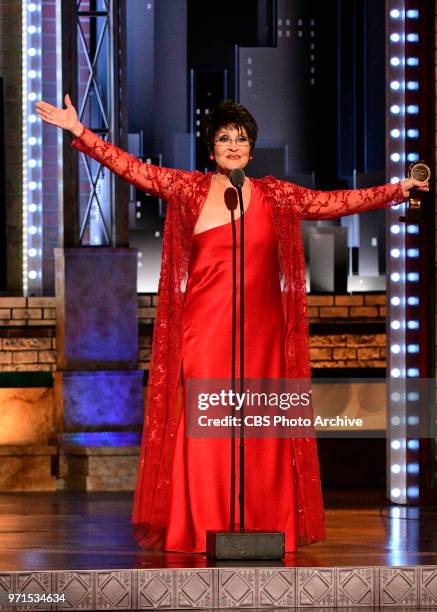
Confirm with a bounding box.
[55,0,141,489]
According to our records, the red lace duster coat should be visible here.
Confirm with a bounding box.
[72,126,405,549]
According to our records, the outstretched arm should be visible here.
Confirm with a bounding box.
[36,94,191,201]
[278,179,428,220]
[70,125,190,200]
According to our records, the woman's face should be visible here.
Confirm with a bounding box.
[212,124,251,175]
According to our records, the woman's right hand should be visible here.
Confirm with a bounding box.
[35,93,83,136]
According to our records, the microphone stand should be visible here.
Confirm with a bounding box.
[230,211,237,531]
[206,171,284,560]
[234,183,245,532]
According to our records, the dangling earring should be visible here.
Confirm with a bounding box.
[209,154,214,161]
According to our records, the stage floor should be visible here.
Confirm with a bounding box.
[1,490,437,609]
[0,489,436,572]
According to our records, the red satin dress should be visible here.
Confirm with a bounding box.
[163,182,298,553]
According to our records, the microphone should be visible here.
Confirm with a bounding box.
[230,169,245,189]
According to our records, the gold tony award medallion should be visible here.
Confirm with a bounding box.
[399,160,431,223]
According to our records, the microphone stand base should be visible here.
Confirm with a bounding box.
[206,530,285,560]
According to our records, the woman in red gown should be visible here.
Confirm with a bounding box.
[36,96,428,553]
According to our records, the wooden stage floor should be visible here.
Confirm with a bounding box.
[1,490,437,609]
[0,489,436,572]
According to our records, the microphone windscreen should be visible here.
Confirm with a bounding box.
[230,168,245,189]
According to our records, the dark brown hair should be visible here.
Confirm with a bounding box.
[203,100,258,153]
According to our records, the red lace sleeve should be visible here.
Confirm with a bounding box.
[71,126,191,200]
[278,180,405,220]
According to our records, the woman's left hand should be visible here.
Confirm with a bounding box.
[400,177,430,198]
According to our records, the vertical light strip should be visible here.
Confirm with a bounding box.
[55,0,63,229]
[387,2,407,505]
[22,0,43,296]
[387,2,422,504]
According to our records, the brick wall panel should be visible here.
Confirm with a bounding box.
[0,294,388,371]
[333,348,357,360]
[307,295,334,306]
[12,351,38,364]
[350,306,379,317]
[319,306,349,318]
[357,347,381,360]
[310,347,333,361]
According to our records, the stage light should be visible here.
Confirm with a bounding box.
[407,416,419,425]
[390,33,400,42]
[391,248,401,257]
[391,129,401,137]
[390,9,401,18]
[391,321,401,330]
[407,297,419,305]
[407,487,419,497]
[407,130,418,138]
[391,176,401,183]
[391,345,401,354]
[391,416,401,425]
[407,464,419,474]
[391,488,401,498]
[391,297,401,306]
[407,153,419,161]
[407,320,419,329]
[407,57,419,66]
[390,153,401,162]
[407,225,419,234]
[391,368,401,378]
[391,464,401,474]
[390,81,401,90]
[390,105,401,114]
[391,440,401,450]
[390,57,400,66]
[406,9,419,18]
[391,392,401,402]
[407,344,419,353]
[407,392,419,401]
[391,272,401,282]
[406,105,419,113]
[406,33,418,41]
[391,225,400,234]
[407,368,419,377]
[407,81,419,90]
[407,272,419,281]
[22,0,43,295]
[407,439,419,450]
[407,249,419,257]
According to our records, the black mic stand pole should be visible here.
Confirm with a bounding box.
[235,184,245,533]
[206,172,284,560]
[230,211,237,531]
